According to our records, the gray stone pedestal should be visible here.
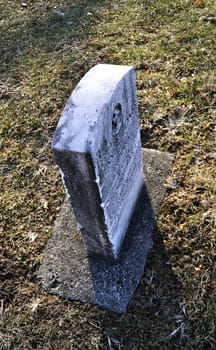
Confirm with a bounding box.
[37,149,173,313]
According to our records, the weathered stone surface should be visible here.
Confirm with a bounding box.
[52,64,144,260]
[37,149,173,313]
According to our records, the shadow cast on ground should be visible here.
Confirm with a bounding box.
[0,0,112,75]
[96,225,185,349]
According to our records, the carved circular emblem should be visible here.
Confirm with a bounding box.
[112,104,123,135]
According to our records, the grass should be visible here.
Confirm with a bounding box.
[0,0,215,349]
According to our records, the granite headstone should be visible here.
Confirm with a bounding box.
[52,64,144,260]
[38,65,174,313]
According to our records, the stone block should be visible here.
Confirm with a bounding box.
[37,149,174,313]
[52,64,144,260]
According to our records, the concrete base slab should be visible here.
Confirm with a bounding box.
[37,148,173,313]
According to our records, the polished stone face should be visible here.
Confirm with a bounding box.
[52,64,144,260]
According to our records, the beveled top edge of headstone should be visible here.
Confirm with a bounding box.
[52,64,134,153]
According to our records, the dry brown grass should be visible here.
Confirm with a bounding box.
[0,0,215,349]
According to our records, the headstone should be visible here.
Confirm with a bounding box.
[37,65,174,313]
[52,64,144,260]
